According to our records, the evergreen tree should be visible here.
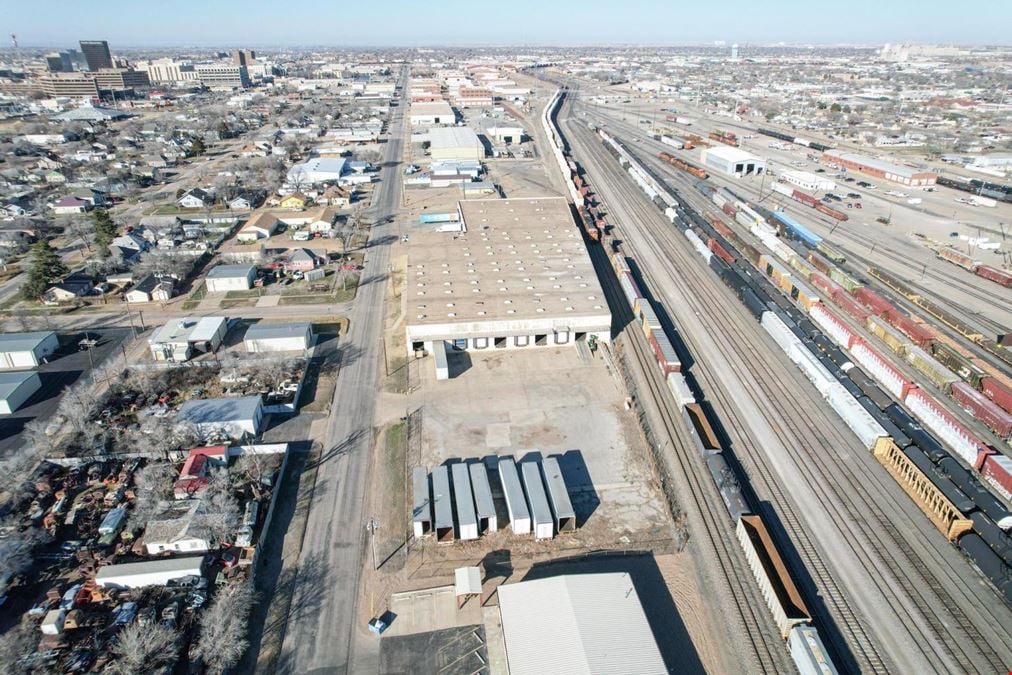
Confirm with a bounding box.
[91,208,117,258]
[21,240,69,300]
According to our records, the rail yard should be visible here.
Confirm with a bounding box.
[536,76,1012,673]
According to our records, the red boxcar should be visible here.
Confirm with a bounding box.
[950,381,1012,439]
[722,202,737,217]
[982,376,1012,415]
[833,292,872,323]
[706,214,733,238]
[708,238,735,264]
[976,265,1012,288]
[791,190,819,208]
[888,313,935,348]
[811,272,844,299]
[807,251,833,275]
[981,454,1012,501]
[854,287,894,316]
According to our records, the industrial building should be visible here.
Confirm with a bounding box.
[0,371,42,415]
[404,197,611,360]
[176,395,264,438]
[95,556,204,589]
[148,316,227,362]
[821,149,937,186]
[427,126,485,162]
[779,170,836,192]
[243,322,314,353]
[410,101,455,126]
[0,331,60,369]
[286,157,347,186]
[700,146,766,177]
[497,573,667,675]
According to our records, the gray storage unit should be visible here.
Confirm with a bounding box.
[0,371,42,415]
[521,461,554,539]
[498,457,531,535]
[541,457,576,533]
[432,465,454,542]
[411,466,431,538]
[469,462,497,534]
[451,463,478,541]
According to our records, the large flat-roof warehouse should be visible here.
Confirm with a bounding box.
[405,197,611,358]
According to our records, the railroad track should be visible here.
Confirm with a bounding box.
[565,109,1012,673]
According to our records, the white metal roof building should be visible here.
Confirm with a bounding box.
[243,321,313,353]
[0,371,42,415]
[779,169,836,192]
[176,395,264,438]
[95,556,204,589]
[427,126,485,162]
[410,101,455,126]
[286,157,348,186]
[149,316,227,362]
[497,573,667,675]
[700,145,766,177]
[0,331,59,370]
[205,264,256,293]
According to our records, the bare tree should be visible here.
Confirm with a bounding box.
[194,469,239,545]
[108,622,177,674]
[194,580,256,673]
[56,380,99,440]
[0,518,52,598]
[127,461,176,529]
[0,616,37,674]
[233,452,277,501]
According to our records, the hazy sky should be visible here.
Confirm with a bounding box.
[5,0,1010,47]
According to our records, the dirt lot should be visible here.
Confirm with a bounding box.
[484,158,561,199]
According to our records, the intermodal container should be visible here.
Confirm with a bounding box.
[950,382,1012,439]
[867,315,910,356]
[639,303,663,338]
[619,272,642,308]
[852,339,912,400]
[855,287,894,316]
[649,331,681,374]
[904,387,991,469]
[982,377,1012,414]
[981,454,1012,501]
[976,265,1012,288]
[905,345,958,392]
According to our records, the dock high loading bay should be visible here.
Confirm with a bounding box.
[405,197,612,361]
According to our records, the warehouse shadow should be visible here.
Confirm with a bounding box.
[445,349,471,378]
[521,552,703,674]
[757,502,859,675]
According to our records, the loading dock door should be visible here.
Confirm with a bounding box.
[535,334,547,346]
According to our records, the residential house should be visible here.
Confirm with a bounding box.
[228,189,266,211]
[172,445,228,499]
[236,213,279,243]
[238,142,271,158]
[44,270,93,303]
[51,196,91,215]
[319,185,352,207]
[279,192,309,210]
[142,501,211,555]
[110,231,150,254]
[177,188,214,210]
[125,274,175,303]
[286,248,323,272]
[2,197,34,218]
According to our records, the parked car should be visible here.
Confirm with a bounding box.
[113,601,138,627]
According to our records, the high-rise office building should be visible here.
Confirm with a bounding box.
[79,40,113,71]
[232,49,256,66]
[730,44,739,61]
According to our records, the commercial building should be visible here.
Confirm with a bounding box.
[427,126,485,162]
[405,197,612,359]
[410,101,456,126]
[148,316,227,362]
[52,104,132,122]
[176,395,264,438]
[700,146,766,177]
[91,68,150,92]
[497,573,667,675]
[95,556,204,589]
[79,40,112,71]
[779,170,836,192]
[487,125,525,144]
[39,73,100,99]
[821,149,937,187]
[195,64,250,90]
[232,49,256,66]
[0,331,60,369]
[0,371,42,415]
[243,322,314,353]
[136,58,199,84]
[286,157,347,186]
[205,264,256,293]
[454,87,494,108]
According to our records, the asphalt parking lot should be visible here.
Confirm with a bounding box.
[0,328,133,455]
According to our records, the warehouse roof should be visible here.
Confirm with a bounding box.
[0,371,39,399]
[822,149,935,179]
[410,100,454,117]
[427,126,482,150]
[95,555,204,582]
[244,322,312,341]
[498,573,667,675]
[702,145,762,163]
[149,317,226,345]
[207,264,255,279]
[406,197,609,326]
[0,331,57,353]
[177,396,262,425]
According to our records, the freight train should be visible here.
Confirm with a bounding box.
[708,129,739,147]
[933,245,1012,289]
[936,175,1012,204]
[757,127,833,153]
[597,129,1012,605]
[769,182,849,221]
[657,151,708,179]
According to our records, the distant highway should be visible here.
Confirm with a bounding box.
[276,66,408,674]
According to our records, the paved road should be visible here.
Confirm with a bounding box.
[276,68,407,675]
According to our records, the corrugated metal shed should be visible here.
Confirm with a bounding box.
[497,573,667,675]
[521,461,554,539]
[541,457,575,533]
[498,457,530,535]
[469,462,497,533]
[432,465,454,542]
[412,466,431,538]
[451,463,478,540]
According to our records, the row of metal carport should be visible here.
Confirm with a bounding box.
[413,456,575,543]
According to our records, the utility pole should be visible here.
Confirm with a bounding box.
[366,518,380,570]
